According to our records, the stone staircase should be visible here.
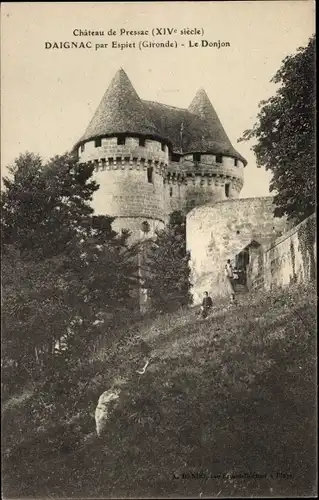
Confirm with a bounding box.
[233,282,249,295]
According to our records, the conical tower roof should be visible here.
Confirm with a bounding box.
[78,68,159,144]
[187,88,246,163]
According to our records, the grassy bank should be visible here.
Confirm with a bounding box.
[2,284,317,498]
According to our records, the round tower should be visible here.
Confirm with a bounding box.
[161,88,247,215]
[74,69,170,242]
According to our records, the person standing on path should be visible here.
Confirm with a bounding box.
[200,291,213,318]
[224,259,236,304]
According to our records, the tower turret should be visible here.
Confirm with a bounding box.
[74,69,170,242]
[143,89,247,216]
[169,88,246,213]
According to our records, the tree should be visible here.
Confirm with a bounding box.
[239,36,316,223]
[1,152,139,383]
[2,245,72,373]
[143,211,192,312]
[1,152,97,260]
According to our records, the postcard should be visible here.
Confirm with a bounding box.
[1,2,316,498]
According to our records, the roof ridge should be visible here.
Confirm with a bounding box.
[75,70,247,165]
[142,99,188,113]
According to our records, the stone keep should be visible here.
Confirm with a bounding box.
[74,69,247,242]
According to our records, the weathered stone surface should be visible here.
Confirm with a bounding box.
[258,213,316,290]
[186,197,289,304]
[79,136,168,243]
[95,388,121,437]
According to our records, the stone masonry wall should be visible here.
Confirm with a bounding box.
[78,136,168,241]
[182,176,238,213]
[79,136,168,164]
[165,176,235,216]
[92,168,165,221]
[79,141,246,236]
[186,197,289,304]
[249,213,316,291]
[165,154,244,216]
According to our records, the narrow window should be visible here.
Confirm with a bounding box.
[234,158,238,167]
[95,138,102,147]
[225,183,230,198]
[80,144,85,153]
[108,158,114,166]
[193,152,201,162]
[170,187,173,197]
[216,154,223,163]
[117,136,125,146]
[161,142,166,152]
[147,166,154,183]
[139,137,145,147]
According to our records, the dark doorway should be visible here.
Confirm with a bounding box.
[236,248,250,269]
[235,249,249,284]
[235,240,261,285]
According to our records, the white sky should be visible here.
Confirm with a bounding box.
[1,1,315,197]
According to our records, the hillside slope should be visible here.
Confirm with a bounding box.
[2,284,317,498]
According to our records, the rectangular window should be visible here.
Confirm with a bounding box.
[169,187,173,197]
[193,152,201,162]
[234,158,238,167]
[161,143,166,152]
[139,137,146,147]
[225,183,230,198]
[117,136,125,146]
[147,166,154,183]
[80,144,85,153]
[216,155,223,163]
[95,138,102,147]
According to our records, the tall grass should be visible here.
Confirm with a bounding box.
[2,284,317,498]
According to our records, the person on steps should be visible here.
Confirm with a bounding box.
[224,259,237,304]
